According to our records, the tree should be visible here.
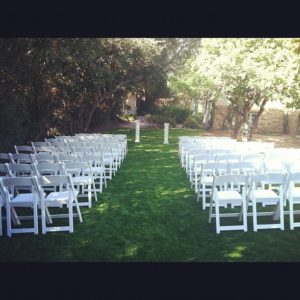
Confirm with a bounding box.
[169,38,300,139]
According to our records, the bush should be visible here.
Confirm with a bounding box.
[184,114,203,129]
[148,114,176,127]
[151,105,192,124]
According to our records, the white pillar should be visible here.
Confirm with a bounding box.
[163,123,169,144]
[135,120,140,143]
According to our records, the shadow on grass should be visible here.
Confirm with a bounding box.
[2,128,300,261]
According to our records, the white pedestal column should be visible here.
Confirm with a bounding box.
[135,120,140,143]
[163,123,169,144]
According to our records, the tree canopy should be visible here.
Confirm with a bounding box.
[168,38,300,138]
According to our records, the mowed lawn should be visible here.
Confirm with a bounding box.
[1,128,300,261]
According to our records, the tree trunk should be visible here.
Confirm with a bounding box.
[248,98,268,140]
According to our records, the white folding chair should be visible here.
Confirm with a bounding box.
[208,174,249,234]
[63,161,98,208]
[0,153,11,164]
[37,174,83,234]
[196,162,228,210]
[34,153,57,163]
[285,172,300,230]
[15,145,35,154]
[10,153,35,164]
[1,176,40,237]
[82,154,107,192]
[249,173,286,231]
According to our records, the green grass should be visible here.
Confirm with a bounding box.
[1,128,300,261]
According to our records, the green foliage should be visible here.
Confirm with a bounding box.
[169,38,300,137]
[148,114,176,127]
[151,105,192,125]
[183,114,203,129]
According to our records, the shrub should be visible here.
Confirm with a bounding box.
[184,114,203,129]
[151,105,192,124]
[148,114,176,127]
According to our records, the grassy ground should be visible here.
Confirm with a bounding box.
[1,128,300,261]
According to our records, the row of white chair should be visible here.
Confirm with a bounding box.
[0,133,128,237]
[208,172,300,234]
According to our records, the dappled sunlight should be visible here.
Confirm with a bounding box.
[225,246,247,259]
[96,203,109,214]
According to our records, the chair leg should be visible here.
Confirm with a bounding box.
[0,204,2,236]
[289,199,294,230]
[215,200,220,234]
[280,198,284,230]
[41,202,47,234]
[69,200,74,233]
[6,203,11,237]
[242,199,247,232]
[33,203,38,235]
[92,180,98,201]
[202,185,206,210]
[253,199,257,232]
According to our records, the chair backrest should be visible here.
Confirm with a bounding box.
[37,175,76,198]
[228,162,256,175]
[34,153,57,163]
[15,145,35,154]
[57,153,81,162]
[6,163,34,177]
[10,153,35,164]
[201,162,228,177]
[32,141,48,147]
[1,176,39,196]
[33,162,65,176]
[251,173,287,186]
[213,174,249,187]
[216,154,241,163]
[0,153,11,163]
[63,161,91,177]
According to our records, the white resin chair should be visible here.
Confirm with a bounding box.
[63,161,98,207]
[196,162,228,210]
[208,174,249,234]
[10,153,35,164]
[37,174,83,234]
[15,145,35,154]
[285,172,300,230]
[1,176,40,237]
[82,154,107,192]
[249,173,286,231]
[0,153,11,164]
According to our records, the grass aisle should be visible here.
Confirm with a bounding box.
[2,128,300,261]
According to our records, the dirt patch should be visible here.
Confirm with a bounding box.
[207,130,300,149]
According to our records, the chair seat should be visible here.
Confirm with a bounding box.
[85,167,104,174]
[253,189,279,204]
[200,176,213,184]
[45,191,79,205]
[10,193,37,207]
[72,176,92,184]
[215,190,243,204]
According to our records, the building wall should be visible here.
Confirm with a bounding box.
[124,93,137,115]
[256,109,284,134]
[212,105,228,130]
[287,111,300,135]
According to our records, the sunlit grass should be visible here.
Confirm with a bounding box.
[2,128,300,261]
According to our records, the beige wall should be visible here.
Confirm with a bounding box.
[124,93,137,115]
[287,111,300,135]
[212,105,228,130]
[255,109,284,134]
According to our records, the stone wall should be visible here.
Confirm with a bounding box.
[212,105,228,130]
[213,106,286,134]
[255,109,284,134]
[287,111,300,135]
